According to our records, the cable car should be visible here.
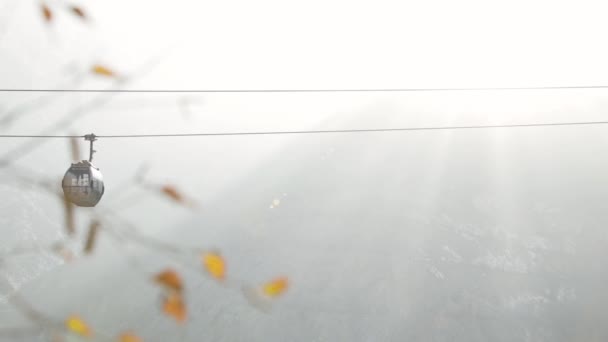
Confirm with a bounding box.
[62,134,105,207]
[62,160,104,207]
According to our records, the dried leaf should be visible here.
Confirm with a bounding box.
[41,4,53,22]
[202,252,226,280]
[118,332,143,342]
[162,292,187,323]
[70,6,86,20]
[65,315,92,337]
[92,65,116,78]
[262,277,288,297]
[154,269,183,293]
[63,196,75,236]
[161,185,184,203]
[159,184,197,208]
[69,136,80,161]
[83,220,100,254]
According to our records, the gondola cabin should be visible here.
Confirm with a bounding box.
[62,160,104,207]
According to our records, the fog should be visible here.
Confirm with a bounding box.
[2,0,608,341]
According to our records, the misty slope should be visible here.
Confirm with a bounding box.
[0,183,64,303]
[167,112,608,341]
[6,110,608,341]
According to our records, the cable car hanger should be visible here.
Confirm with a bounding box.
[85,133,97,162]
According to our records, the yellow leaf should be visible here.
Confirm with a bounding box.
[154,269,183,293]
[65,315,92,337]
[41,4,53,22]
[202,252,226,280]
[118,332,143,342]
[162,292,187,323]
[263,277,288,297]
[92,65,116,78]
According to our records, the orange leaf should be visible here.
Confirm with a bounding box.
[161,185,184,203]
[118,332,143,342]
[262,277,288,297]
[65,315,92,337]
[159,185,197,208]
[92,64,116,78]
[41,4,53,22]
[202,252,226,280]
[162,292,187,323]
[70,6,86,20]
[154,269,183,293]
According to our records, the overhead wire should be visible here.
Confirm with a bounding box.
[1,120,608,139]
[3,85,608,93]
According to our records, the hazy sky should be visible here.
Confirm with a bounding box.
[2,0,608,203]
[3,0,608,89]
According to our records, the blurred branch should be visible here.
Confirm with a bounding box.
[1,161,284,334]
[0,49,170,167]
[0,74,84,128]
[0,7,288,334]
[0,91,118,165]
[99,207,199,257]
